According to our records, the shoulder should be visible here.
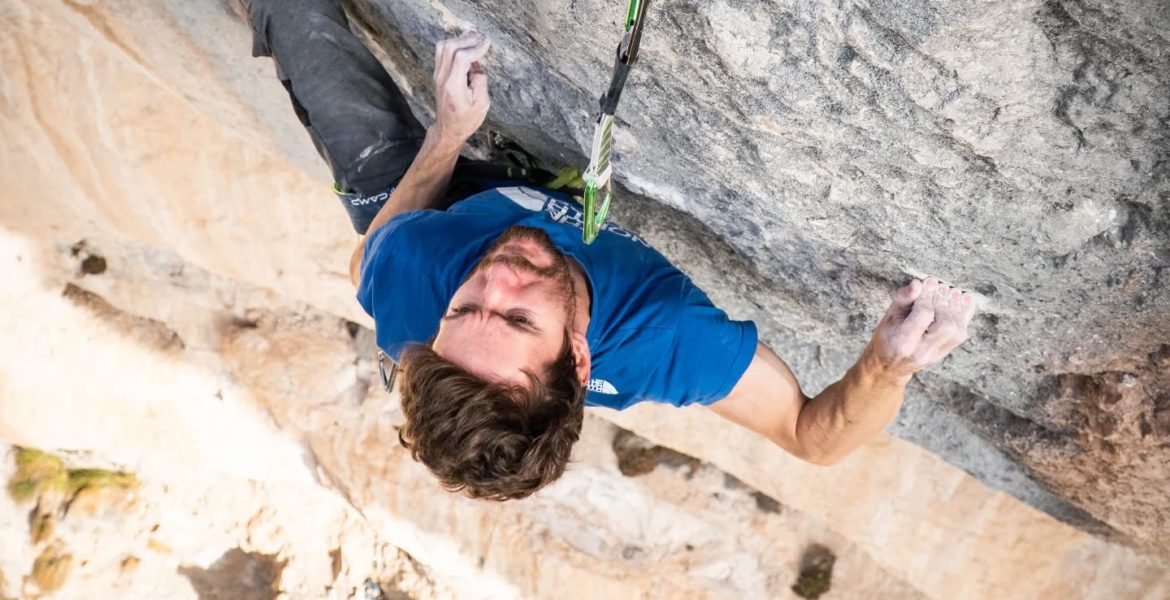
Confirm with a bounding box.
[619,278,758,408]
[351,208,430,283]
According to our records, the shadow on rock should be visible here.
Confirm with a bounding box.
[179,548,286,600]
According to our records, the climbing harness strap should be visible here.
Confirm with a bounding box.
[581,0,651,244]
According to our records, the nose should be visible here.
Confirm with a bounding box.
[482,261,524,305]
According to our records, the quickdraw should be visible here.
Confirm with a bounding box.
[581,0,651,244]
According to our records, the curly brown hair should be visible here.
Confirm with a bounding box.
[396,333,585,500]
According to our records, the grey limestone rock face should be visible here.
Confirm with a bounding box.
[342,0,1169,556]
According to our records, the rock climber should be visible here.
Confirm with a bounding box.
[246,0,977,500]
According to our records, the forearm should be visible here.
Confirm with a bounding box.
[794,348,910,465]
[365,126,462,235]
[348,127,462,286]
[713,279,975,466]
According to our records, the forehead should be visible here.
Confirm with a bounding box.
[433,317,544,387]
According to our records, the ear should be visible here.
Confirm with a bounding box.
[569,330,592,387]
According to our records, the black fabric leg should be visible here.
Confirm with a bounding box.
[246,0,425,233]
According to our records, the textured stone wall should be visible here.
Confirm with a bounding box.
[344,0,1170,555]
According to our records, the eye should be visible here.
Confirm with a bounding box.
[449,305,476,316]
[506,313,531,326]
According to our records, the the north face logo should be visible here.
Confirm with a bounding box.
[587,379,618,395]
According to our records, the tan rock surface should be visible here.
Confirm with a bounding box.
[0,227,930,598]
[0,1,1167,598]
[604,406,1170,599]
[0,232,448,599]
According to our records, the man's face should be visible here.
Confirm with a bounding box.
[433,226,577,386]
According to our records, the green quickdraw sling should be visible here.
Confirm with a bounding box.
[580,0,651,244]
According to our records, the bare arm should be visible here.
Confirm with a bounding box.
[349,31,492,287]
[709,277,976,465]
[348,129,463,285]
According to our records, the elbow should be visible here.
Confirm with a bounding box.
[785,412,856,466]
[799,448,847,467]
[784,433,851,466]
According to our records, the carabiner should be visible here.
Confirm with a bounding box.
[621,0,649,66]
[579,0,652,244]
[377,350,398,393]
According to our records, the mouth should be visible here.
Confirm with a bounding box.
[493,239,555,267]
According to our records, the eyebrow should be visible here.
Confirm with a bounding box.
[440,305,541,335]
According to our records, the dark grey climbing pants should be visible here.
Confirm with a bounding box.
[247,0,425,234]
[247,0,554,234]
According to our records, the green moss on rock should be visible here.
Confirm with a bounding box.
[7,447,138,505]
[7,448,68,502]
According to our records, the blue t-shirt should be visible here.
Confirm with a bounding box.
[356,186,758,410]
